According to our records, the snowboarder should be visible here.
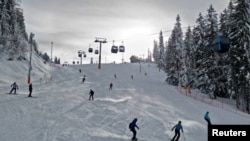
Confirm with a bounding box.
[171,121,183,141]
[129,118,139,141]
[204,111,212,125]
[89,89,94,100]
[28,83,33,97]
[109,82,113,90]
[9,82,18,94]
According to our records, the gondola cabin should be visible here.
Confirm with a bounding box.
[210,35,230,53]
[88,47,93,53]
[84,54,87,58]
[95,49,99,54]
[119,45,125,52]
[111,46,118,53]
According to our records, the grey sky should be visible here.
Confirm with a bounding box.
[20,0,229,64]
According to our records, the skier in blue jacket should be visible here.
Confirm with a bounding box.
[171,121,183,141]
[129,118,139,140]
[204,111,212,125]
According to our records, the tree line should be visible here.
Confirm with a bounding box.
[153,0,250,108]
[0,0,60,64]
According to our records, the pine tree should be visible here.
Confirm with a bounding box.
[0,0,28,60]
[153,40,159,64]
[228,0,250,105]
[183,26,194,87]
[165,15,184,86]
[158,31,165,70]
[192,12,208,93]
[192,5,220,97]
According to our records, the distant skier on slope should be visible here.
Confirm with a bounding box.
[9,82,18,94]
[89,89,94,100]
[204,111,212,125]
[28,83,33,97]
[109,82,113,90]
[82,75,86,83]
[129,118,139,141]
[171,121,183,141]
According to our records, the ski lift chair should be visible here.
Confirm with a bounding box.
[119,45,125,52]
[111,46,118,53]
[95,50,99,54]
[88,48,93,53]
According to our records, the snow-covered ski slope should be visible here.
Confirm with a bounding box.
[0,56,250,141]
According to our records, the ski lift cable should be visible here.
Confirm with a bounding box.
[87,25,196,47]
[103,25,196,43]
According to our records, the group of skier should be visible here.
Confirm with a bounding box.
[8,82,33,97]
[8,70,211,140]
[128,111,212,141]
[82,73,213,141]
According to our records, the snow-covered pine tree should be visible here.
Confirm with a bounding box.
[0,0,28,60]
[183,26,194,87]
[192,5,219,98]
[165,15,184,86]
[215,1,236,98]
[228,0,250,104]
[158,31,165,71]
[192,12,208,93]
[153,40,159,64]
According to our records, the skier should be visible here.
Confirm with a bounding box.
[129,118,139,141]
[109,82,113,90]
[82,76,86,83]
[89,89,94,100]
[114,74,117,79]
[204,111,212,125]
[28,83,33,97]
[9,82,18,94]
[171,121,183,141]
[131,75,133,79]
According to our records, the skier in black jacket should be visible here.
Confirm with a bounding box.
[28,83,33,97]
[129,118,139,140]
[89,89,94,100]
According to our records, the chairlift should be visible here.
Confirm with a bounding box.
[111,40,118,53]
[210,35,230,53]
[119,45,125,52]
[111,46,118,53]
[95,49,99,54]
[88,47,93,53]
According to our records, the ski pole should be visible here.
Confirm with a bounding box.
[183,132,185,140]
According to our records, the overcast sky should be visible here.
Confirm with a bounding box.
[20,0,229,64]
